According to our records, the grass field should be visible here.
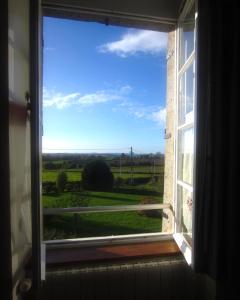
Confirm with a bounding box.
[42,165,164,182]
[44,211,163,239]
[42,165,164,240]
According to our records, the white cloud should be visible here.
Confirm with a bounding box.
[43,88,80,109]
[43,87,166,126]
[98,29,167,57]
[43,85,131,109]
[151,108,166,124]
[120,85,132,94]
[78,90,122,105]
[117,99,166,126]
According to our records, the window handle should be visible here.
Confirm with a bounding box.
[25,91,31,112]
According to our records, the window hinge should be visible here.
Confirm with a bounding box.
[164,131,172,139]
[166,49,174,61]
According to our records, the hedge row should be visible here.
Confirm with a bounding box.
[42,176,155,194]
[42,181,82,194]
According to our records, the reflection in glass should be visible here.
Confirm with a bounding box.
[179,4,195,67]
[178,127,194,185]
[179,63,194,125]
[178,185,192,243]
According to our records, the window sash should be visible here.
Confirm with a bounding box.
[177,126,194,185]
[178,61,195,126]
[174,0,196,265]
[43,203,170,215]
[43,203,172,245]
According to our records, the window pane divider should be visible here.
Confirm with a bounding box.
[43,203,171,215]
[178,51,195,76]
[177,180,193,192]
[45,232,173,248]
[177,121,194,131]
[178,0,195,22]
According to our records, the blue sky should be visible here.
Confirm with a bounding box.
[43,17,167,154]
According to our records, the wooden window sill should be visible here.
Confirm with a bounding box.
[46,240,181,268]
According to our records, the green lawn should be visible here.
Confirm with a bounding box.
[44,211,162,240]
[43,170,81,182]
[42,166,164,240]
[43,189,162,208]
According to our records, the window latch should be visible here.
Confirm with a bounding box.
[25,91,31,112]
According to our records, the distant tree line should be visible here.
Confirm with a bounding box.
[44,161,83,170]
[43,153,164,171]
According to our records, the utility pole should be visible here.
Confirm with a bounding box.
[130,146,133,185]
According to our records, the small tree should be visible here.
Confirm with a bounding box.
[42,181,57,195]
[56,171,68,192]
[82,160,114,191]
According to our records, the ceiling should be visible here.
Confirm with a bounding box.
[42,0,184,32]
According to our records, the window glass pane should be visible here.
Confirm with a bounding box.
[177,185,192,244]
[179,4,195,67]
[178,63,194,125]
[178,127,194,185]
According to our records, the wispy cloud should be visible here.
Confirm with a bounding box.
[43,88,80,109]
[78,91,122,105]
[98,29,167,57]
[151,108,166,124]
[43,87,165,126]
[43,85,131,109]
[118,100,166,126]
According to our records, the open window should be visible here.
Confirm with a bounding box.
[30,0,197,286]
[173,0,196,264]
[41,18,170,246]
[40,0,196,255]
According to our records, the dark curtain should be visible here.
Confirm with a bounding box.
[193,0,240,298]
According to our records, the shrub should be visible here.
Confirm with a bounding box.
[55,192,89,208]
[65,181,81,192]
[82,159,114,191]
[42,181,57,194]
[132,177,150,185]
[56,171,68,192]
[44,162,62,170]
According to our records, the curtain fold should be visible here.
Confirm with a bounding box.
[193,0,240,298]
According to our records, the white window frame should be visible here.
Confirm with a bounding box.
[173,0,197,265]
[40,2,198,266]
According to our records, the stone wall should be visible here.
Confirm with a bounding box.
[162,30,176,233]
